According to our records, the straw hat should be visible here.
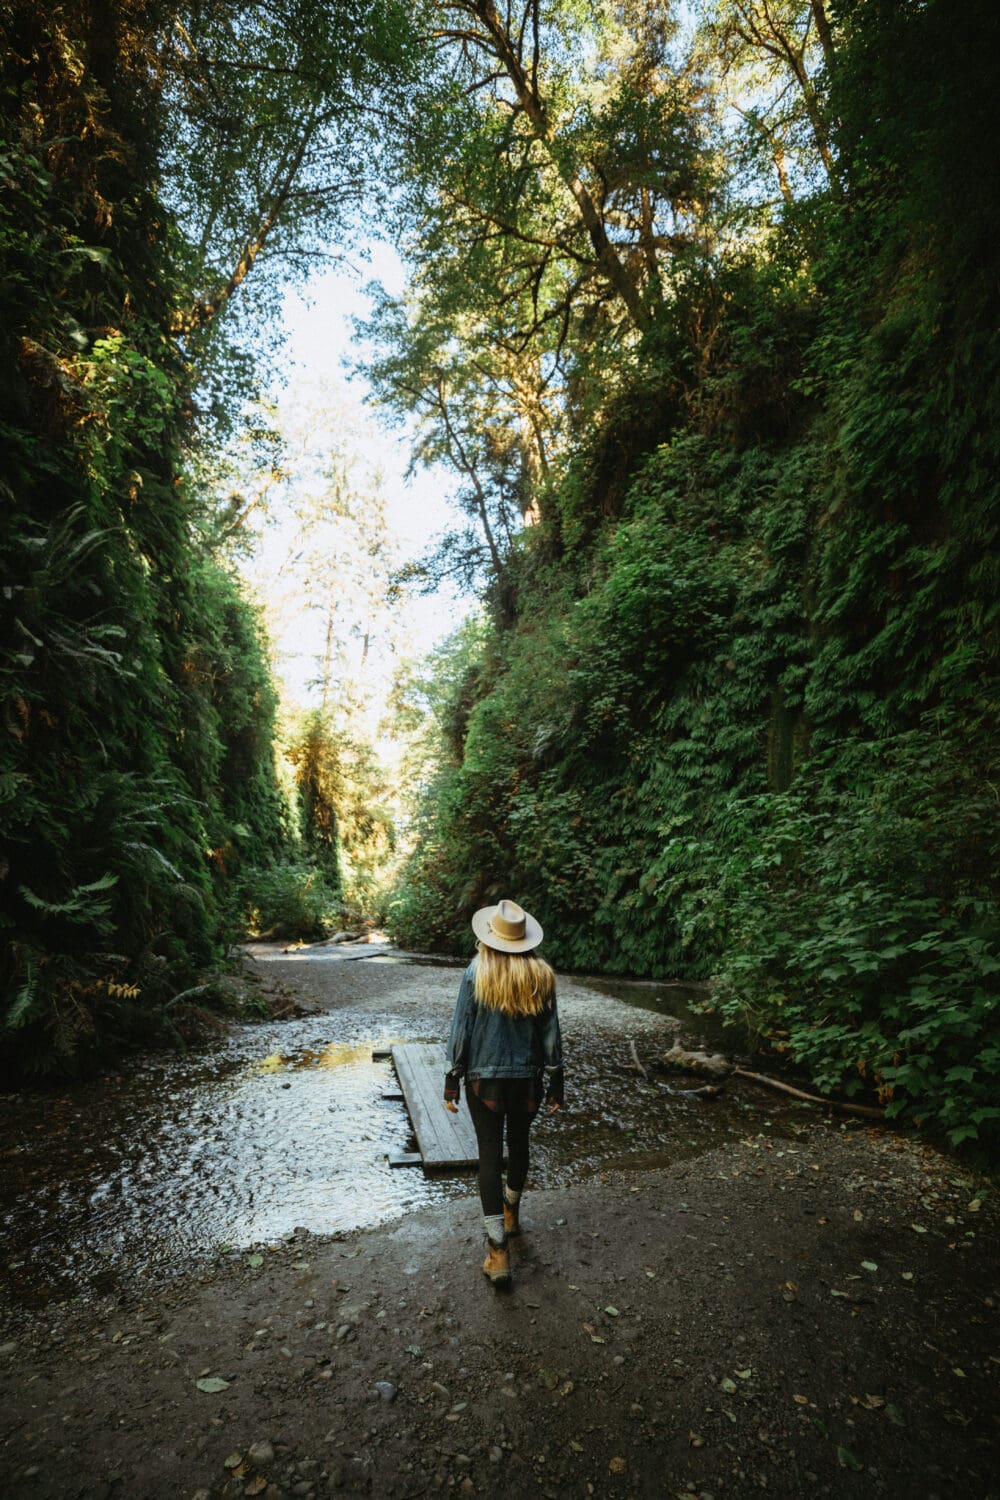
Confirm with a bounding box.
[471,898,543,954]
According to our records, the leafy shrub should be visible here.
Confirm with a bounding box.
[236,863,341,942]
[708,725,1000,1150]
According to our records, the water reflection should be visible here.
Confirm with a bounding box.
[257,1040,376,1072]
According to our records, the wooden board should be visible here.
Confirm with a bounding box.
[390,1042,480,1170]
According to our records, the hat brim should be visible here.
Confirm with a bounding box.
[471,904,544,953]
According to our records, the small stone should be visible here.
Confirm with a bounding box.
[248,1441,275,1467]
[489,1447,503,1463]
[0,1342,16,1358]
[375,1381,397,1402]
[609,1456,627,1474]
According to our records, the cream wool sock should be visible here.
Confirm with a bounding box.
[483,1213,507,1248]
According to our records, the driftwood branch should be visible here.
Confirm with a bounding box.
[627,1038,648,1081]
[654,1041,886,1118]
[732,1068,885,1119]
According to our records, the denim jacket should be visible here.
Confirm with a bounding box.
[444,959,563,1088]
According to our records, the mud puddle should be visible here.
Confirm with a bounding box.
[0,957,811,1311]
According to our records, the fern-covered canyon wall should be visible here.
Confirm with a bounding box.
[0,3,292,1073]
[385,0,1000,1148]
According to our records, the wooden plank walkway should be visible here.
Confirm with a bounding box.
[387,1042,480,1171]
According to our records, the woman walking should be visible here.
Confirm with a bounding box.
[443,899,563,1285]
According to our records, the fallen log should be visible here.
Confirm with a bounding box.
[659,1040,732,1078]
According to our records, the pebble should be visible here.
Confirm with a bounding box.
[375,1381,398,1402]
[248,1441,275,1466]
[0,1343,16,1358]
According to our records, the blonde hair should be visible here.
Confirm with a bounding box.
[473,941,555,1016]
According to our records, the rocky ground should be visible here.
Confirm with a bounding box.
[1,956,997,1500]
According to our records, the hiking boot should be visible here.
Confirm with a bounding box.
[502,1199,520,1237]
[482,1243,511,1284]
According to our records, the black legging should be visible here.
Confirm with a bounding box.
[467,1086,536,1217]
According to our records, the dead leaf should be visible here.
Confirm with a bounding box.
[244,1477,267,1497]
[224,1454,243,1469]
[688,1432,705,1448]
[793,1394,809,1405]
[609,1456,627,1473]
[836,1445,863,1472]
[196,1377,230,1394]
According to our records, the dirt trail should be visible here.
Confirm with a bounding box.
[1,957,997,1500]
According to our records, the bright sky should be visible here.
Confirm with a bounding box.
[241,240,469,728]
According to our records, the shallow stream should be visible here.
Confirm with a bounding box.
[0,950,807,1311]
